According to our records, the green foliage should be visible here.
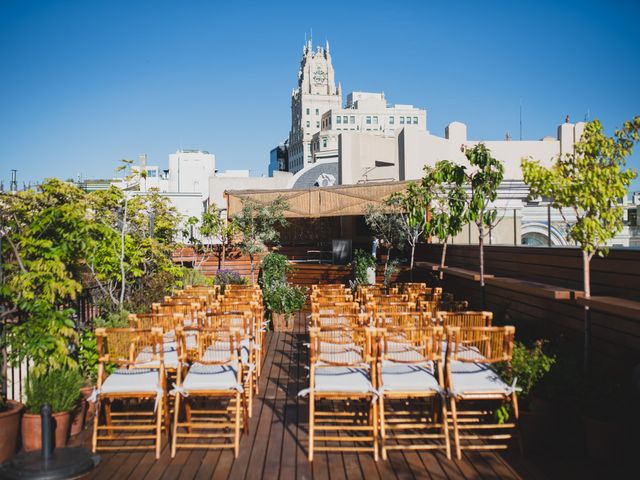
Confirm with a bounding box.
[425,161,468,247]
[93,309,130,329]
[351,249,376,286]
[233,197,288,281]
[183,205,239,270]
[465,144,504,230]
[364,203,405,281]
[25,368,83,414]
[498,340,555,403]
[78,330,98,384]
[214,270,249,294]
[383,257,401,287]
[179,267,211,287]
[260,253,292,289]
[387,182,430,275]
[522,117,639,261]
[264,283,306,315]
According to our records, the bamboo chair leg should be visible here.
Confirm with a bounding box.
[308,393,315,462]
[450,397,462,460]
[512,393,524,456]
[379,395,387,460]
[234,391,241,458]
[185,399,193,434]
[171,394,181,458]
[164,392,170,437]
[372,398,379,462]
[91,401,100,453]
[440,395,452,460]
[155,398,163,459]
[105,401,113,429]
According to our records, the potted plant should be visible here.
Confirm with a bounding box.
[22,367,83,451]
[350,249,376,289]
[0,386,25,463]
[496,339,555,451]
[71,329,99,437]
[265,283,306,332]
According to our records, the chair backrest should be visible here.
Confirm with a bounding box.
[205,310,252,333]
[418,300,468,315]
[312,283,346,291]
[311,292,354,303]
[372,301,417,315]
[311,301,359,315]
[375,311,431,329]
[445,326,515,364]
[373,294,409,305]
[310,312,368,329]
[379,325,444,364]
[177,327,241,365]
[95,327,163,368]
[309,326,374,366]
[436,311,493,328]
[128,312,184,332]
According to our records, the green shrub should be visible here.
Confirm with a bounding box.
[351,249,376,286]
[264,283,306,315]
[260,253,291,289]
[78,330,99,385]
[25,368,83,414]
[180,267,211,287]
[94,309,130,329]
[497,340,555,405]
[214,270,249,293]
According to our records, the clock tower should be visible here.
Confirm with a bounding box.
[287,39,342,173]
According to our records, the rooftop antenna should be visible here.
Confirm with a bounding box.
[519,99,523,140]
[10,169,17,193]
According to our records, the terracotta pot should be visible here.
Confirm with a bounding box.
[21,410,71,452]
[0,400,24,463]
[272,313,294,332]
[70,386,94,437]
[81,386,96,428]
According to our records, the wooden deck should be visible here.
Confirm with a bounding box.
[75,313,547,479]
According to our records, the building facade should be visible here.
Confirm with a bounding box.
[287,40,342,174]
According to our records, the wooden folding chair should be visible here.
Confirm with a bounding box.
[374,311,432,329]
[418,300,468,316]
[377,325,450,459]
[372,301,417,316]
[436,311,493,328]
[91,328,167,459]
[311,301,359,316]
[306,326,379,461]
[170,327,248,457]
[153,301,202,326]
[310,312,368,329]
[445,326,519,459]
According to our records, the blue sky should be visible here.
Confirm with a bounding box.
[1,0,639,190]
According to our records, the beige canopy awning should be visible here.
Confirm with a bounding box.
[226,180,411,218]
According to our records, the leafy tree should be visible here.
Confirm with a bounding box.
[185,205,239,271]
[233,197,288,283]
[464,144,504,307]
[424,161,468,279]
[0,179,89,373]
[522,117,639,372]
[364,203,406,283]
[387,182,430,280]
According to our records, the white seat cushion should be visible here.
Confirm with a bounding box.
[182,363,241,392]
[101,369,161,395]
[313,367,374,394]
[381,362,441,393]
[449,361,511,396]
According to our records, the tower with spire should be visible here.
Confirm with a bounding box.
[287,37,342,173]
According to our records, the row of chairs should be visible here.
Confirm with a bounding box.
[90,283,264,458]
[306,283,519,462]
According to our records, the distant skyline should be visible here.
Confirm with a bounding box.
[1,0,639,190]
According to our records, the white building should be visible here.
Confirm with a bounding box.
[287,39,342,173]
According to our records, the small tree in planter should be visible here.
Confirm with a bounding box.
[264,283,306,332]
[364,204,405,282]
[233,197,288,283]
[463,144,504,308]
[522,116,639,373]
[387,182,431,281]
[350,249,377,288]
[423,161,468,279]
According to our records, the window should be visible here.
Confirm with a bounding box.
[336,116,342,124]
[389,116,395,125]
[322,138,327,148]
[350,116,355,124]
[343,116,348,123]
[373,116,378,124]
[413,117,418,124]
[366,116,371,124]
[315,108,319,115]
[306,121,310,128]
[400,116,405,124]
[306,108,310,115]
[316,121,320,128]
